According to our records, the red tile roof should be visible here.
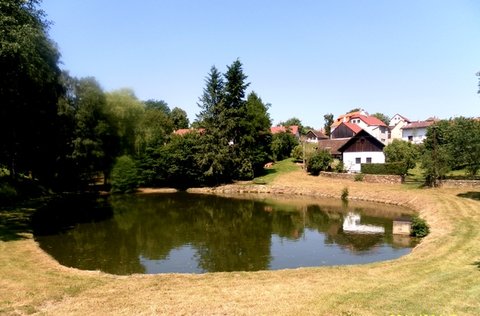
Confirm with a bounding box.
[271,125,299,135]
[174,128,205,135]
[343,122,362,133]
[351,115,387,127]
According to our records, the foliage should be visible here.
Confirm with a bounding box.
[410,215,430,237]
[170,107,189,130]
[279,117,304,134]
[421,123,451,187]
[371,112,390,126]
[291,143,317,162]
[354,173,364,181]
[384,139,419,174]
[144,99,170,115]
[306,150,333,176]
[341,187,349,201]
[0,0,63,184]
[110,155,139,193]
[361,162,407,175]
[271,132,299,161]
[333,160,345,173]
[323,113,334,137]
[0,181,18,205]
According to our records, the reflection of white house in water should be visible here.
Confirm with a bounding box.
[342,213,385,234]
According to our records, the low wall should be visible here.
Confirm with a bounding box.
[320,172,403,184]
[441,179,480,188]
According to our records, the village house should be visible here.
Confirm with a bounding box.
[401,118,437,144]
[270,125,300,139]
[337,129,386,173]
[304,129,328,143]
[388,114,411,143]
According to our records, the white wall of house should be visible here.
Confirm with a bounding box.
[342,152,385,173]
[389,122,407,143]
[402,128,428,144]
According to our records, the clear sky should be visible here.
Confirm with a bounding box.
[41,0,480,128]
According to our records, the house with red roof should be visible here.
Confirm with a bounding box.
[348,114,389,144]
[330,122,362,139]
[270,125,300,139]
[173,128,205,136]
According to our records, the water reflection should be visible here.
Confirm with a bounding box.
[33,193,417,274]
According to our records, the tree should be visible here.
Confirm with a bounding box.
[383,139,419,175]
[371,112,391,126]
[110,155,139,193]
[271,132,298,161]
[135,106,173,155]
[446,117,480,176]
[323,113,334,137]
[306,150,333,176]
[0,0,63,183]
[421,123,451,187]
[68,77,120,186]
[279,117,304,134]
[105,89,144,156]
[170,107,189,130]
[196,66,224,127]
[144,99,170,115]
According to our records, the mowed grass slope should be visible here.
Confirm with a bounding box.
[1,167,479,315]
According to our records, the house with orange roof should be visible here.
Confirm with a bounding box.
[330,110,368,131]
[173,128,205,136]
[348,114,389,144]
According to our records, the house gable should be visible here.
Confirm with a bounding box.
[338,130,385,153]
[331,122,361,139]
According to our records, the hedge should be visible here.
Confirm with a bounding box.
[361,162,407,175]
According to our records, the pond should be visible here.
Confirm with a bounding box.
[32,193,417,275]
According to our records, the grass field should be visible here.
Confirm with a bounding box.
[1,164,479,315]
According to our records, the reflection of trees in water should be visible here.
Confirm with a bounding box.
[33,194,410,274]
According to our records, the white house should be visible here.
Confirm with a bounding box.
[388,114,411,143]
[338,129,386,173]
[401,119,436,144]
[348,115,389,144]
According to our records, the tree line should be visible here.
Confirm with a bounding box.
[2,0,304,195]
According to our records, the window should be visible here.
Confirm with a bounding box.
[366,157,372,163]
[355,157,361,164]
[408,135,413,142]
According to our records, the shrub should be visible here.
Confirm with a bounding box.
[334,160,345,173]
[306,150,333,176]
[341,187,349,201]
[354,173,364,181]
[0,181,18,205]
[110,155,139,193]
[411,215,430,237]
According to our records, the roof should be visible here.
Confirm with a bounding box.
[331,111,365,127]
[402,120,435,129]
[306,129,328,139]
[343,122,362,133]
[317,138,350,155]
[174,128,205,135]
[271,125,299,135]
[351,115,387,127]
[337,129,385,153]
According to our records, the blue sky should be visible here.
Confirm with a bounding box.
[42,0,480,128]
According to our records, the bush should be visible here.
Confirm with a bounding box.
[306,150,333,176]
[354,173,364,181]
[341,187,349,201]
[110,155,139,193]
[411,215,430,237]
[361,162,407,175]
[0,181,18,205]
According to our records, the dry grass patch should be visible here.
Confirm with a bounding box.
[0,170,479,315]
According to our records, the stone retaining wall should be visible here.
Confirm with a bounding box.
[320,172,403,184]
[441,180,480,188]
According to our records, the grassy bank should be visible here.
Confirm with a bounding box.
[1,169,479,315]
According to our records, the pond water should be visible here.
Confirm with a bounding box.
[32,193,417,275]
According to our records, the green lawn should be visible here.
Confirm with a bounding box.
[252,158,301,184]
